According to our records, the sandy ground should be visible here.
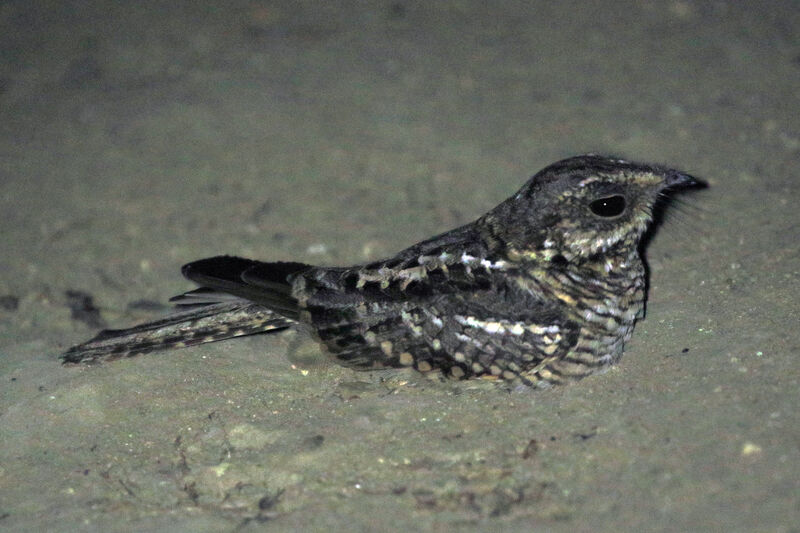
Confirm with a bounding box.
[1,1,798,531]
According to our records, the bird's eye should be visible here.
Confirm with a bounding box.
[589,195,626,217]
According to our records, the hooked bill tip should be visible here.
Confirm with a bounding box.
[663,171,705,190]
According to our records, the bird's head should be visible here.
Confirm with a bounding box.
[479,154,704,263]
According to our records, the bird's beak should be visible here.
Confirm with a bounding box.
[663,171,706,190]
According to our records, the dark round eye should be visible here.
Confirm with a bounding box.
[589,195,626,217]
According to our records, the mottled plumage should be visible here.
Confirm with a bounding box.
[62,155,702,386]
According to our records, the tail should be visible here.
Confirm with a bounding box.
[61,301,293,364]
[62,255,310,364]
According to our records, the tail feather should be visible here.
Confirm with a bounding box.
[169,287,243,307]
[62,255,310,364]
[180,255,308,318]
[61,301,293,364]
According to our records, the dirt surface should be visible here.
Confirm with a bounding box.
[1,1,798,531]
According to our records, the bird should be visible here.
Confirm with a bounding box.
[61,154,703,386]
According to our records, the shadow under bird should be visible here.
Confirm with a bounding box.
[62,155,703,386]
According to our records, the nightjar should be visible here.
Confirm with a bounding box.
[62,155,702,386]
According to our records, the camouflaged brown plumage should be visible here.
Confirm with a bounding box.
[62,155,703,386]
